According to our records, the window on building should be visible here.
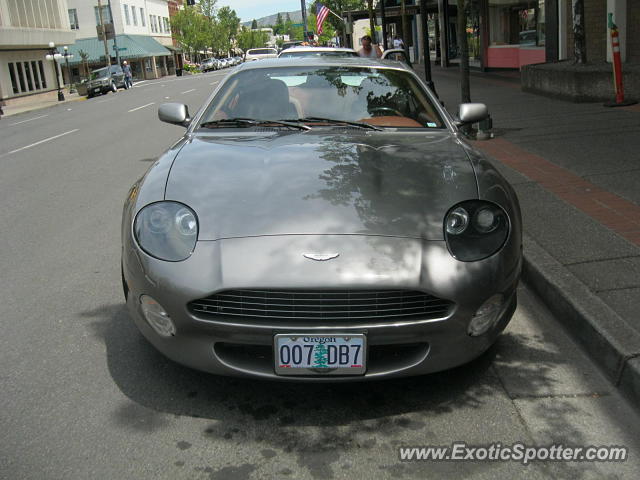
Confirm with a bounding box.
[132,6,138,26]
[488,0,544,46]
[24,62,34,91]
[68,8,79,30]
[123,4,130,25]
[94,5,112,25]
[8,63,19,94]
[151,15,157,33]
[140,8,146,26]
[31,61,41,89]
[15,62,26,92]
[38,61,47,89]
[164,17,170,33]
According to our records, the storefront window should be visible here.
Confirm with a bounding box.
[488,0,544,46]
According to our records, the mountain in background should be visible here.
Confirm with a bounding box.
[241,10,303,28]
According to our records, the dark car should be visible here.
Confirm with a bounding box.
[122,58,522,381]
[86,65,127,98]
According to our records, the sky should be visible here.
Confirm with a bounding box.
[216,0,304,23]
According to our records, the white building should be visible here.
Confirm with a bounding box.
[0,0,75,102]
[66,0,174,80]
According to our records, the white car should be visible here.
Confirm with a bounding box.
[278,47,359,59]
[244,47,278,61]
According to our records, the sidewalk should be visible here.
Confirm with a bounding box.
[2,89,86,118]
[419,64,640,405]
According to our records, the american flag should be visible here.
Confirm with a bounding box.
[316,4,330,35]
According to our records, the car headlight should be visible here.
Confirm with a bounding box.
[444,200,509,261]
[134,201,198,261]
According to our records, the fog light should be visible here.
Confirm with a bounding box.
[468,294,504,336]
[140,295,175,337]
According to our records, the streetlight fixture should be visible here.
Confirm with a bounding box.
[45,42,65,101]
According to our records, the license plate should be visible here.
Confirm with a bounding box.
[274,334,366,376]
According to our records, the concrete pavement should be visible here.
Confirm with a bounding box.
[419,64,640,406]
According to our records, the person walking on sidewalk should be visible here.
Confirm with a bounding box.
[357,35,382,58]
[122,61,133,89]
[393,35,405,50]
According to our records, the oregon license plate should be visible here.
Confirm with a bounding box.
[274,334,366,376]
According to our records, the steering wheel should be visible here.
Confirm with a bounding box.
[369,106,404,117]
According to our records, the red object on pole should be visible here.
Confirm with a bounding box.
[610,28,624,104]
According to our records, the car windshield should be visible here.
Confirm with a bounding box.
[199,65,445,129]
[280,51,359,58]
[90,68,109,80]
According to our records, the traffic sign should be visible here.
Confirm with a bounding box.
[112,46,127,51]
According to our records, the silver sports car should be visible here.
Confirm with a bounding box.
[121,57,522,381]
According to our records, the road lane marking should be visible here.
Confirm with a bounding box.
[0,129,79,158]
[128,102,155,112]
[210,81,219,85]
[8,114,49,126]
[181,89,196,94]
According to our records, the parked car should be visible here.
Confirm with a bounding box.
[86,65,127,98]
[122,58,522,381]
[201,58,218,72]
[278,47,359,58]
[244,47,278,61]
[281,40,304,51]
[217,58,229,68]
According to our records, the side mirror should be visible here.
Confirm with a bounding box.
[158,103,191,127]
[456,103,488,126]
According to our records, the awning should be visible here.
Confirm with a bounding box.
[66,34,171,64]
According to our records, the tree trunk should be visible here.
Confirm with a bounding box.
[457,0,471,103]
[367,0,376,43]
[572,0,587,64]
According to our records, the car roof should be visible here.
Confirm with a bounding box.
[234,56,411,72]
[280,47,357,53]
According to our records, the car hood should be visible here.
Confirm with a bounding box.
[164,131,478,240]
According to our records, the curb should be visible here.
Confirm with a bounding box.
[522,234,640,406]
[2,95,87,118]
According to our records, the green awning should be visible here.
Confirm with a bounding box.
[66,34,171,64]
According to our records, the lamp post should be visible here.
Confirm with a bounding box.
[61,46,75,93]
[45,42,65,101]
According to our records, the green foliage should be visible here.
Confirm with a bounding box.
[236,28,270,51]
[251,19,258,29]
[173,3,241,58]
[310,0,366,38]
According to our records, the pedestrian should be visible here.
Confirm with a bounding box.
[357,35,382,58]
[393,35,405,50]
[0,99,5,119]
[122,60,133,89]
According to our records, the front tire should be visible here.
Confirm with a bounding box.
[110,82,117,93]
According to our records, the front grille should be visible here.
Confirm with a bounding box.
[188,289,454,322]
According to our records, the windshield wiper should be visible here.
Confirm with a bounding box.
[200,118,310,131]
[286,117,383,131]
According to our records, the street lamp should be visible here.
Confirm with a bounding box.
[45,41,65,101]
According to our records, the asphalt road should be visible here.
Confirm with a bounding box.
[1,70,639,480]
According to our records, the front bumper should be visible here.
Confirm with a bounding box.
[123,234,521,381]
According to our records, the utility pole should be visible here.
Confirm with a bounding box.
[97,0,110,67]
[380,0,388,50]
[301,0,308,41]
[107,0,121,66]
[457,0,470,103]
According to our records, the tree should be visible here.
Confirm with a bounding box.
[198,0,217,18]
[251,19,258,30]
[310,1,365,43]
[237,27,269,51]
[171,5,211,60]
[275,12,284,35]
[572,0,587,63]
[217,6,240,55]
[457,0,470,103]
